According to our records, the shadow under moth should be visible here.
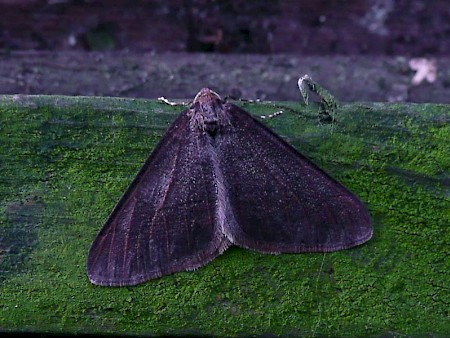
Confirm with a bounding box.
[87,88,372,286]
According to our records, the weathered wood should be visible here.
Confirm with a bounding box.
[0,95,448,336]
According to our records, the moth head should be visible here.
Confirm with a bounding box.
[189,88,228,135]
[193,88,222,105]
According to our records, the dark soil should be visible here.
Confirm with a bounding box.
[2,0,449,55]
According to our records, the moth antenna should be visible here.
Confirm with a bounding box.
[157,97,188,106]
[260,110,284,120]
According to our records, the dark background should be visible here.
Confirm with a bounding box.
[1,0,449,102]
[3,0,450,55]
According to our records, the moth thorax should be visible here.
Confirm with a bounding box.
[201,104,221,135]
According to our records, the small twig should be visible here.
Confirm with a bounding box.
[298,74,339,132]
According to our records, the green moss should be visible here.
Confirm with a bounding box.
[0,96,448,336]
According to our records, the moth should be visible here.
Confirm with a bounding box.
[87,88,372,286]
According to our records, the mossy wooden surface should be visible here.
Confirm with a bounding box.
[0,95,448,337]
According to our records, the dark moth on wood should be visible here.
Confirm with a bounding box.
[87,88,372,286]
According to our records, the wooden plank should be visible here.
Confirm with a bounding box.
[0,95,448,336]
